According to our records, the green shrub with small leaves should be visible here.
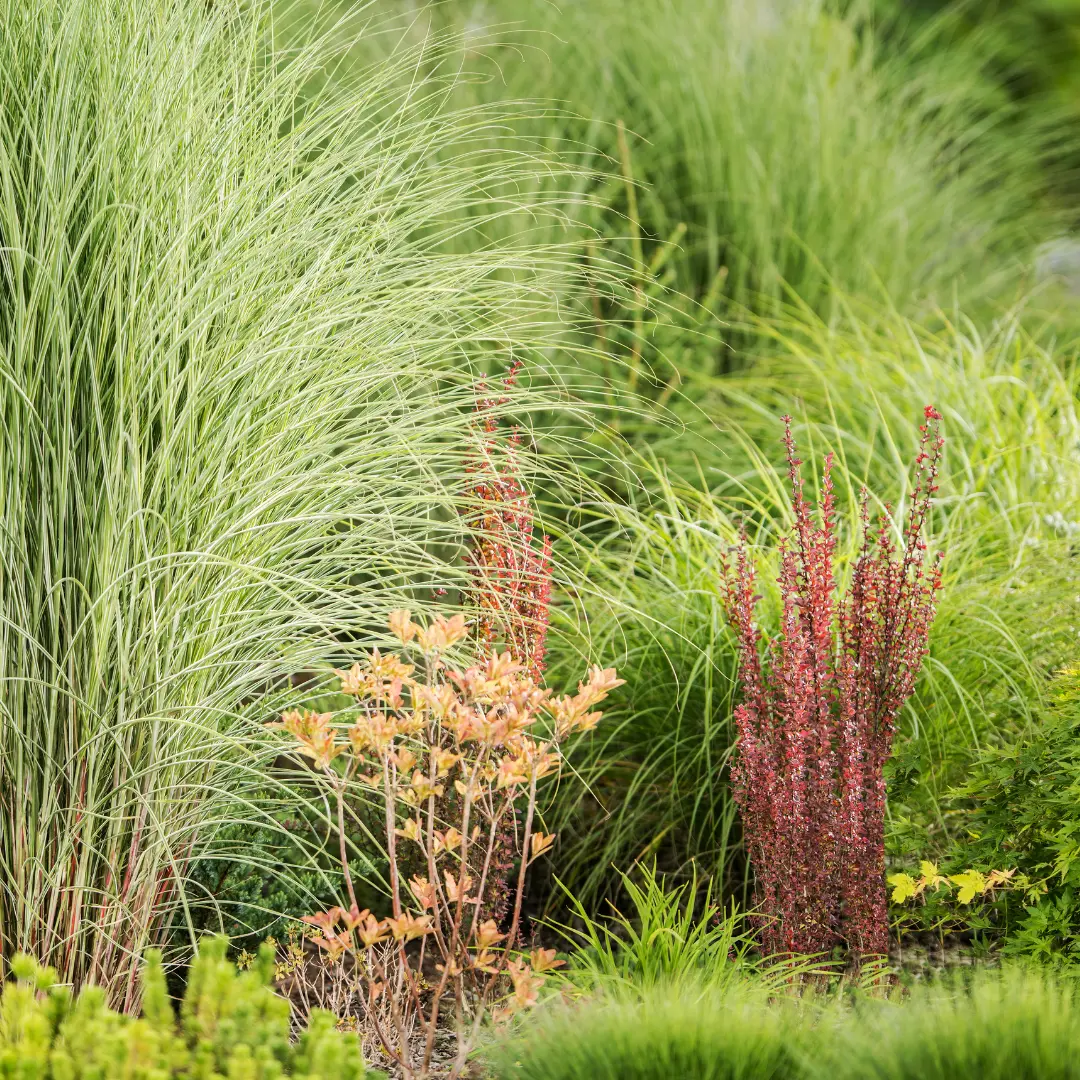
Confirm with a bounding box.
[944,664,1080,964]
[889,664,1080,964]
[0,936,377,1079]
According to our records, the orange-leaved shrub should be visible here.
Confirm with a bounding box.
[268,612,621,1079]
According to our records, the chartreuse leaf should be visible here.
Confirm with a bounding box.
[888,873,919,904]
[950,870,988,904]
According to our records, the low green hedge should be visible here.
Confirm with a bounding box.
[0,936,374,1079]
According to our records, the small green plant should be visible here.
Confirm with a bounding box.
[0,936,374,1078]
[179,808,389,946]
[887,859,1037,949]
[885,668,1080,965]
[549,863,827,997]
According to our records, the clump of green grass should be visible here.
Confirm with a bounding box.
[821,969,1080,1080]
[409,0,1065,324]
[547,863,827,997]
[0,0,589,1002]
[483,983,806,1080]
[485,968,1080,1080]
[541,483,744,906]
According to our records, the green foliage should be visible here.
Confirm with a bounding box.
[543,302,1080,908]
[180,806,388,944]
[482,984,805,1080]
[878,1,1080,171]
[0,936,376,1079]
[547,864,821,996]
[542,484,743,909]
[821,969,1080,1080]
[0,0,587,998]
[486,970,1080,1080]
[417,0,1063,325]
[943,664,1080,964]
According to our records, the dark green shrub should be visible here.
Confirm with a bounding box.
[0,936,375,1079]
[180,798,390,946]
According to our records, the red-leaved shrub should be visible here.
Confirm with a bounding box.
[721,408,944,960]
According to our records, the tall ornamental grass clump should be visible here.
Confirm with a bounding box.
[0,0,585,1003]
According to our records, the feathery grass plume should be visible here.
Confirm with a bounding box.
[0,0,592,1003]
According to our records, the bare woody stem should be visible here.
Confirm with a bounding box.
[335,778,358,913]
[504,776,538,956]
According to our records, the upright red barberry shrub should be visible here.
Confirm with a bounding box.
[721,408,944,960]
[461,362,554,920]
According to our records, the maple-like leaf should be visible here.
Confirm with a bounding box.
[949,869,988,904]
[887,873,918,904]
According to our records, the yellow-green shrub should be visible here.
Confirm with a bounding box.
[0,937,374,1079]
